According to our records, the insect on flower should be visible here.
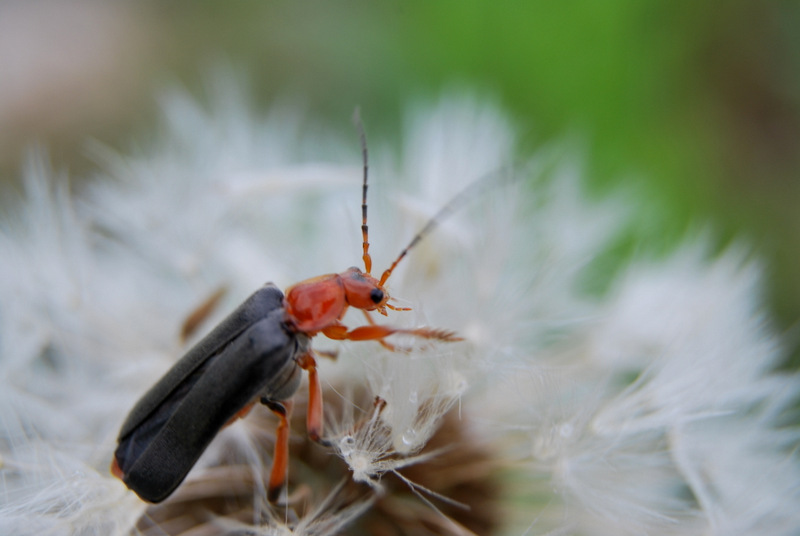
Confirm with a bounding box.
[111,113,471,504]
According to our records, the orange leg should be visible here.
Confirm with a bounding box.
[264,399,293,503]
[362,310,400,351]
[324,313,462,350]
[314,348,339,360]
[346,324,463,344]
[321,323,348,340]
[296,352,327,445]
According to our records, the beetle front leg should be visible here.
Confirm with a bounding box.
[262,398,293,503]
[345,324,463,346]
[322,316,462,350]
[361,310,401,351]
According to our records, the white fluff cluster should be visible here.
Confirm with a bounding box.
[0,76,798,535]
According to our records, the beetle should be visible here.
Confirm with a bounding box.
[111,116,468,504]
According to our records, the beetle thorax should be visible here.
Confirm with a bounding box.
[284,268,388,334]
[284,273,347,333]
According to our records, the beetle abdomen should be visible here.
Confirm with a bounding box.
[118,284,287,440]
[114,287,304,503]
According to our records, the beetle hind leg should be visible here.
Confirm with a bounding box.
[261,399,293,503]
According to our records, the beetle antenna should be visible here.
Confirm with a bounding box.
[354,108,372,275]
[379,165,516,286]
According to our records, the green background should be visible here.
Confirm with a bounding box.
[4,1,799,364]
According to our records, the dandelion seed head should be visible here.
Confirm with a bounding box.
[2,73,798,535]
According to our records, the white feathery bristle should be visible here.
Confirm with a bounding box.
[1,75,798,535]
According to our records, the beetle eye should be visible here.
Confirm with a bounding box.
[369,288,384,304]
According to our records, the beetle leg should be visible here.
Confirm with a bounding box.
[324,314,461,348]
[314,348,339,360]
[361,310,399,351]
[321,322,348,340]
[261,398,293,503]
[296,352,331,446]
[345,324,463,345]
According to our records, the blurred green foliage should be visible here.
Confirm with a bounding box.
[5,0,800,362]
[157,0,800,364]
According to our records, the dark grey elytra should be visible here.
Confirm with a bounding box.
[113,284,310,503]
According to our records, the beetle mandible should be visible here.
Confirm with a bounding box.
[111,114,466,504]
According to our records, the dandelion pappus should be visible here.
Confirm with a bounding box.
[111,112,478,505]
